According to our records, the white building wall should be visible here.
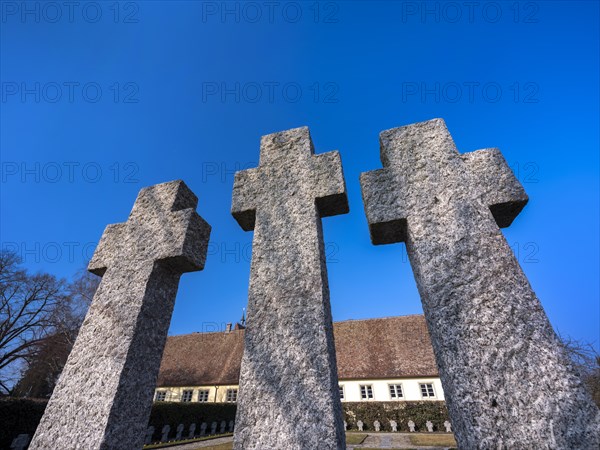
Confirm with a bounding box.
[155,384,239,403]
[339,378,445,402]
[155,378,444,403]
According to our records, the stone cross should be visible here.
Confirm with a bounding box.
[444,421,452,433]
[231,127,348,449]
[210,422,217,435]
[200,422,207,436]
[188,423,196,438]
[426,421,434,433]
[145,426,154,444]
[29,180,211,450]
[161,425,170,442]
[357,420,364,432]
[10,434,30,450]
[360,119,600,447]
[374,420,381,432]
[407,420,415,433]
[176,424,184,440]
[389,420,397,432]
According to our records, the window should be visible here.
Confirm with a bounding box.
[420,383,436,398]
[181,390,193,402]
[198,389,209,402]
[155,391,166,401]
[360,385,374,400]
[226,389,238,402]
[339,385,345,400]
[389,384,403,399]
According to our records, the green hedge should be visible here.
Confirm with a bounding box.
[147,402,237,442]
[0,397,48,449]
[342,401,449,432]
[0,397,449,447]
[0,398,237,446]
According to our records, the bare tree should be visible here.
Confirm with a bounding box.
[11,266,99,397]
[0,250,67,394]
[561,335,600,407]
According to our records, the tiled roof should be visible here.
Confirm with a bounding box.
[333,315,439,379]
[157,315,438,387]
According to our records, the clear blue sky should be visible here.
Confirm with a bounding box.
[1,1,598,348]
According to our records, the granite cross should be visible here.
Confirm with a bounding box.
[360,119,600,448]
[29,180,211,450]
[231,127,348,449]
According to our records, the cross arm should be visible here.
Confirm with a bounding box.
[88,223,127,276]
[311,151,349,218]
[231,167,261,231]
[359,169,408,245]
[157,209,211,272]
[461,148,529,228]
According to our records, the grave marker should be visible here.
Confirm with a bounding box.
[29,180,211,450]
[231,127,348,449]
[360,119,600,447]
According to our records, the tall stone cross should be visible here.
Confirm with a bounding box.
[30,180,211,450]
[231,127,348,449]
[360,119,600,448]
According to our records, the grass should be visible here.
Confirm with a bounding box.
[345,433,368,444]
[143,433,233,449]
[146,433,366,449]
[146,432,456,450]
[408,433,457,446]
[200,444,233,450]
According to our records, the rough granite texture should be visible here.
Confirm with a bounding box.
[231,127,348,450]
[29,180,211,450]
[360,118,600,448]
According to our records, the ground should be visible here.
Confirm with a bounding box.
[150,433,458,450]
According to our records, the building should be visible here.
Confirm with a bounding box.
[155,315,445,404]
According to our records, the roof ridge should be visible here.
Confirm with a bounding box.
[333,314,425,324]
[168,314,426,338]
[168,329,245,338]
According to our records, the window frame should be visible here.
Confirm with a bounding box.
[181,389,194,402]
[419,383,436,399]
[338,384,345,400]
[359,384,374,400]
[388,383,404,400]
[155,391,167,402]
[226,388,238,403]
[197,389,210,402]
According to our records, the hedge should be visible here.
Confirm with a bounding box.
[147,402,237,442]
[0,397,48,449]
[0,398,237,447]
[1,397,450,447]
[343,401,449,432]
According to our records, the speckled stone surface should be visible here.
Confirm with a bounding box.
[29,180,211,450]
[231,127,348,450]
[360,119,600,448]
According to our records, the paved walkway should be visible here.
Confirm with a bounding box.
[349,432,452,449]
[165,432,455,450]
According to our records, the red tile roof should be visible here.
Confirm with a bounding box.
[157,315,438,387]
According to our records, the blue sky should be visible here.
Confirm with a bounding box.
[1,1,598,347]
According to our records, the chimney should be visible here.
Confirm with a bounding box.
[225,323,232,333]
